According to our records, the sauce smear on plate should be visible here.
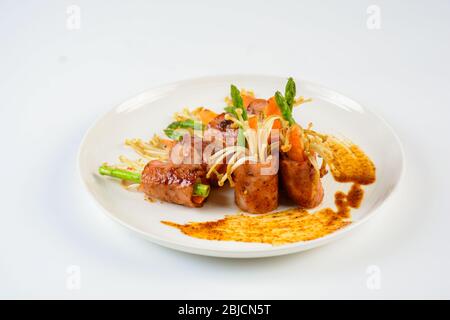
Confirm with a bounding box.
[163,140,375,245]
[162,183,366,245]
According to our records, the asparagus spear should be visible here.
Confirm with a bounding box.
[193,183,210,197]
[99,165,141,183]
[284,77,296,110]
[275,91,296,125]
[98,165,210,197]
[164,119,204,141]
[273,78,298,125]
[227,85,248,121]
[237,127,246,147]
[166,119,204,130]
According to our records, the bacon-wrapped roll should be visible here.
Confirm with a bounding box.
[139,161,210,207]
[280,157,324,209]
[233,163,278,214]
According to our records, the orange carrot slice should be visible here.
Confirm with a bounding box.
[248,115,258,129]
[242,94,256,108]
[287,124,306,162]
[263,97,282,129]
[264,97,282,117]
[192,195,206,204]
[198,108,218,125]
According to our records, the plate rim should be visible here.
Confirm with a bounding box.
[77,74,405,258]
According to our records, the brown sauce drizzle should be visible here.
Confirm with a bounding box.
[162,140,375,245]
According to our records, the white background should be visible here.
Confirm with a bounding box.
[1,0,449,299]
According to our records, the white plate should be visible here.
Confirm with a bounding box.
[78,75,404,258]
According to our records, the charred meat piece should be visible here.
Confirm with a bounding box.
[204,113,238,154]
[207,112,234,132]
[233,163,278,214]
[246,99,268,115]
[140,160,209,207]
[204,112,239,186]
[169,136,212,166]
[168,135,227,187]
[280,158,324,208]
